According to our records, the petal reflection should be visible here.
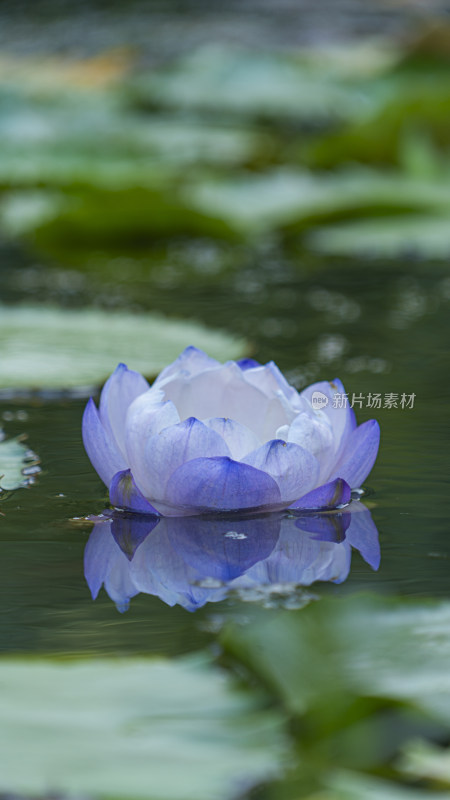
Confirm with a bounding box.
[84,502,380,612]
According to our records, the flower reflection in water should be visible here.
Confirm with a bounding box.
[84,503,380,613]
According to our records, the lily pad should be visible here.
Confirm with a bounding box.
[0,655,288,800]
[306,215,450,259]
[0,89,263,191]
[186,169,450,235]
[132,45,372,124]
[0,433,40,491]
[0,305,247,391]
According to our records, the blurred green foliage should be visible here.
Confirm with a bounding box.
[1,32,450,264]
[221,595,450,798]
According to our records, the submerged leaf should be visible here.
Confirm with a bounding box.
[0,655,288,800]
[0,305,247,391]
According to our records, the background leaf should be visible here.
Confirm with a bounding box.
[0,655,288,800]
[0,305,247,391]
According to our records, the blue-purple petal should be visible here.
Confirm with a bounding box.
[330,419,380,488]
[237,358,261,371]
[243,439,320,504]
[163,456,282,515]
[109,469,160,515]
[82,397,127,486]
[289,477,351,511]
[134,417,231,503]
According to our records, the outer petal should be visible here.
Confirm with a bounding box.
[131,417,231,505]
[330,419,380,487]
[242,439,320,504]
[109,469,160,515]
[204,417,260,460]
[82,397,126,486]
[289,477,351,511]
[162,456,282,516]
[99,363,149,457]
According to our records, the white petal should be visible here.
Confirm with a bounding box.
[204,417,261,460]
[286,411,334,483]
[125,388,180,499]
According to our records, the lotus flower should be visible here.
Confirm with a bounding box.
[84,503,380,612]
[82,347,380,517]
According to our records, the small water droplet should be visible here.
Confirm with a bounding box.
[224,531,247,540]
[196,577,224,589]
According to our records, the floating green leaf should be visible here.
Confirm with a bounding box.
[306,77,450,170]
[0,89,262,191]
[185,168,450,235]
[0,655,288,800]
[0,434,40,491]
[307,215,450,259]
[0,305,247,391]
